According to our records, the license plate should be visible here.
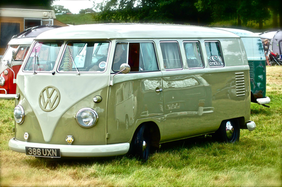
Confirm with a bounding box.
[25,147,61,158]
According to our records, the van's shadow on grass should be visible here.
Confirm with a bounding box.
[26,135,217,169]
[251,107,272,115]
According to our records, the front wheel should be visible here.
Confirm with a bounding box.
[130,125,151,161]
[214,120,240,143]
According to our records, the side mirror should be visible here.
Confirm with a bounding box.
[110,63,131,86]
[120,63,131,74]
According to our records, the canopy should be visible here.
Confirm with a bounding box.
[272,31,282,55]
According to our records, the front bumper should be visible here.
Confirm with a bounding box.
[0,93,18,99]
[0,88,18,99]
[9,138,130,157]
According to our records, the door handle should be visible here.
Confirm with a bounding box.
[155,88,163,93]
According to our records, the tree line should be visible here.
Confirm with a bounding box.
[1,0,281,29]
[93,0,281,29]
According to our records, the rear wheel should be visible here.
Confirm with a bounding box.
[130,125,151,161]
[214,119,240,143]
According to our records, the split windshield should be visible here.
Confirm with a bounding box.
[58,42,109,72]
[24,41,109,73]
[24,42,62,72]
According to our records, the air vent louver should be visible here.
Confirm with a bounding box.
[235,72,246,97]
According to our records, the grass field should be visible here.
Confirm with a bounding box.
[1,67,281,186]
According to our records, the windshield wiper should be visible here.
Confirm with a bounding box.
[33,49,38,75]
[67,46,80,75]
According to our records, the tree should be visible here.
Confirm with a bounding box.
[95,0,280,28]
[52,5,71,14]
[79,8,95,14]
[194,0,275,29]
[0,0,53,9]
[94,0,212,24]
[267,0,282,28]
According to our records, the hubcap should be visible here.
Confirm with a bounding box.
[142,140,147,152]
[225,121,234,139]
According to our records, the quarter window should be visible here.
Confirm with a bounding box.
[205,41,224,67]
[183,41,204,68]
[160,41,182,69]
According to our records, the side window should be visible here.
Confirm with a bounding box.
[183,41,204,68]
[205,41,224,67]
[113,42,158,72]
[160,41,182,69]
[113,43,128,72]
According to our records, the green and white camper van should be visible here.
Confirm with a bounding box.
[9,24,256,161]
[217,28,270,106]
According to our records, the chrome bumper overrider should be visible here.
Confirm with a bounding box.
[246,121,256,131]
[257,97,271,105]
[9,138,130,157]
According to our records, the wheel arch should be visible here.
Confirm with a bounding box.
[130,121,161,150]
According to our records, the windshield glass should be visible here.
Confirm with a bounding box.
[58,42,109,72]
[24,42,63,72]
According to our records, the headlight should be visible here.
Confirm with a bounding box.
[14,105,25,124]
[4,70,8,75]
[75,108,98,128]
[0,76,5,86]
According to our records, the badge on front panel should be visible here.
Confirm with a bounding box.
[39,86,61,112]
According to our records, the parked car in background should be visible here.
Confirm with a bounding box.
[217,28,271,106]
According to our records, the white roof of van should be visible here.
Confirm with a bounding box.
[8,38,34,45]
[36,24,240,40]
[216,28,259,38]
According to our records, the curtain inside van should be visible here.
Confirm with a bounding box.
[140,43,158,71]
[160,42,182,69]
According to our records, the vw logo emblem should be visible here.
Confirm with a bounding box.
[39,86,61,112]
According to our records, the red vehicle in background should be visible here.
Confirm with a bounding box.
[0,26,60,99]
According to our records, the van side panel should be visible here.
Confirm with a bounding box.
[106,72,163,144]
[160,67,250,142]
[249,60,266,98]
[160,38,250,142]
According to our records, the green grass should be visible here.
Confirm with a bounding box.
[1,67,281,186]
